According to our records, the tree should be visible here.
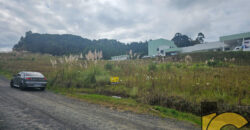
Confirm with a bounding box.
[171,32,206,47]
[171,33,193,47]
[196,32,205,44]
[25,31,32,36]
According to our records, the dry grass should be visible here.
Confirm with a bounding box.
[0,52,249,120]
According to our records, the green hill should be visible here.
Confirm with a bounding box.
[13,31,148,59]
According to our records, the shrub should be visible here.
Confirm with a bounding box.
[104,63,113,71]
[207,60,228,67]
[86,72,96,84]
[165,63,172,70]
[129,87,138,97]
[148,62,157,72]
[175,63,183,68]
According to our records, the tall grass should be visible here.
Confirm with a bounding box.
[0,52,249,119]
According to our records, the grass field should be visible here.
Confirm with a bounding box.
[0,51,249,126]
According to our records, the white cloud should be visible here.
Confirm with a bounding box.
[0,0,250,50]
[0,47,11,52]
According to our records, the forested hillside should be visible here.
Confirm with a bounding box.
[13,31,148,59]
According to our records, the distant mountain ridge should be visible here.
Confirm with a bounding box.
[13,31,148,59]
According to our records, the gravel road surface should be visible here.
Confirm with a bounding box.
[0,76,199,130]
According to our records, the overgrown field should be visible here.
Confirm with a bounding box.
[0,51,249,122]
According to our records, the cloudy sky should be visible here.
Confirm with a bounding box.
[0,0,250,52]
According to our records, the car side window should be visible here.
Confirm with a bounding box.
[21,73,24,78]
[17,73,21,77]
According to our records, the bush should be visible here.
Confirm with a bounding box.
[86,67,110,87]
[207,60,228,67]
[175,63,186,69]
[165,63,172,70]
[85,72,96,84]
[96,75,110,86]
[104,63,113,71]
[148,62,157,72]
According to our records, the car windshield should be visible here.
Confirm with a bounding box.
[25,72,43,77]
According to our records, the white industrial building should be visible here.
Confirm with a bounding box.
[111,55,129,61]
[147,32,250,58]
[180,32,250,54]
[181,41,228,53]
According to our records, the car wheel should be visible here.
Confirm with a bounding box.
[10,80,14,88]
[40,87,45,91]
[20,83,25,91]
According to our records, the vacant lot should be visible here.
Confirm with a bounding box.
[0,51,249,123]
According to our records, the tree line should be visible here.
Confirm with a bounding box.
[13,31,148,59]
[13,31,205,59]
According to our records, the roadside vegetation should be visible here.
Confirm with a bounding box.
[0,51,249,126]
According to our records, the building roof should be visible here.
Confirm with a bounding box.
[220,32,250,42]
[181,41,227,53]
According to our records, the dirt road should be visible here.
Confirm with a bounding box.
[0,76,199,130]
